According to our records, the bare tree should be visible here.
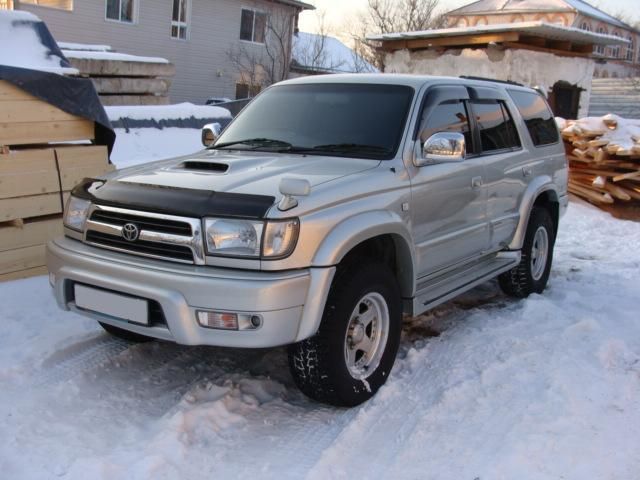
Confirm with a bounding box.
[226,6,296,94]
[290,12,348,74]
[351,0,446,70]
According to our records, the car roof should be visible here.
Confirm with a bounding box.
[279,73,539,95]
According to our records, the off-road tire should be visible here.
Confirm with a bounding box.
[288,261,402,407]
[499,206,555,298]
[99,322,154,343]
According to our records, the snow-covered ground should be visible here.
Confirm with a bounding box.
[1,200,639,479]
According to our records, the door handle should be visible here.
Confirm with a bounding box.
[522,166,532,177]
[472,176,483,188]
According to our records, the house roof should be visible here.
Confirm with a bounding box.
[368,21,630,46]
[447,0,631,30]
[292,32,377,73]
[273,0,315,10]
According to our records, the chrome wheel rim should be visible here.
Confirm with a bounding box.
[344,292,389,380]
[530,226,549,281]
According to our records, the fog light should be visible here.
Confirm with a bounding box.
[196,310,262,331]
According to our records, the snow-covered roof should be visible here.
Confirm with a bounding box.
[447,0,633,30]
[292,32,378,74]
[0,10,78,75]
[368,21,630,46]
[58,41,169,64]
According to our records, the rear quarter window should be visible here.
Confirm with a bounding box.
[507,90,559,147]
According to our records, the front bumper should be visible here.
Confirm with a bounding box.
[46,237,335,348]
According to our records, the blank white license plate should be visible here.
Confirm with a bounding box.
[74,284,149,325]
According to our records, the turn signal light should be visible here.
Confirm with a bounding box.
[196,310,262,330]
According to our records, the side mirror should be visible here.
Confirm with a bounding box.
[415,132,466,167]
[201,123,221,147]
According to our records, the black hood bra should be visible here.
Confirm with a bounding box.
[72,178,276,219]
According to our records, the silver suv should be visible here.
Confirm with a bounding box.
[47,74,568,406]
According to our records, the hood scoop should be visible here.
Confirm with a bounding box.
[179,160,229,173]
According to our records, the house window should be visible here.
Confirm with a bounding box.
[235,83,261,100]
[579,21,591,31]
[106,0,135,23]
[240,8,267,43]
[610,33,621,59]
[595,26,607,55]
[171,0,189,39]
[625,35,634,61]
[18,0,73,10]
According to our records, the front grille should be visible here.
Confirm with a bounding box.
[83,205,205,265]
[90,210,192,236]
[86,230,194,262]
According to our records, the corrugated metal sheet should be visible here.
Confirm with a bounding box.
[588,78,640,119]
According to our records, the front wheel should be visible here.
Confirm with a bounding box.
[288,262,402,407]
[499,206,555,298]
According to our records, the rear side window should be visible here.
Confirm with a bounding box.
[420,101,473,153]
[508,90,559,146]
[470,100,521,152]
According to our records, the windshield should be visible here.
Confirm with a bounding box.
[213,83,415,160]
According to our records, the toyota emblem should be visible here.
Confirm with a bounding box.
[122,223,140,242]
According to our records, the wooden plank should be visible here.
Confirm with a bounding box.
[91,77,172,95]
[0,80,37,101]
[380,32,520,51]
[0,244,46,275]
[0,193,62,222]
[0,216,63,252]
[67,58,176,77]
[612,170,640,182]
[503,42,592,58]
[0,149,59,199]
[0,100,80,124]
[56,145,113,190]
[0,120,94,146]
[99,95,170,106]
[0,266,48,283]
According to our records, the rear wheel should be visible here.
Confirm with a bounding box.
[499,206,555,298]
[288,262,401,407]
[99,322,154,343]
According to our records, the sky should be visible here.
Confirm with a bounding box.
[299,0,639,36]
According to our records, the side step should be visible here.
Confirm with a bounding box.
[412,251,520,316]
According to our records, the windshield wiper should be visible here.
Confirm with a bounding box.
[210,138,292,150]
[305,143,392,155]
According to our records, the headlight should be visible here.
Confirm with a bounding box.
[204,218,299,258]
[63,196,91,232]
[263,219,299,258]
[204,218,263,257]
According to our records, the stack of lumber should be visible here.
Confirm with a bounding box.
[559,114,640,206]
[0,80,114,282]
[60,43,175,106]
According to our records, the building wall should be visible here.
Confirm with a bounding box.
[572,13,640,78]
[448,10,640,78]
[448,12,576,27]
[18,0,297,103]
[384,47,595,118]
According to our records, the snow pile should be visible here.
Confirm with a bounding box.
[61,50,169,64]
[106,103,231,123]
[105,104,232,167]
[57,42,113,52]
[1,201,640,479]
[293,32,378,74]
[559,114,640,151]
[109,127,205,167]
[0,10,77,75]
